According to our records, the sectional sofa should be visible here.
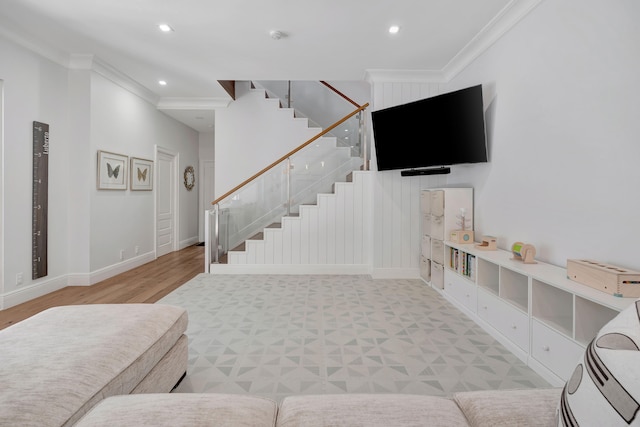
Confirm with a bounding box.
[3,298,639,426]
[72,298,640,426]
[72,388,562,426]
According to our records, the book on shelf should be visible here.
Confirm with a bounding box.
[449,247,475,279]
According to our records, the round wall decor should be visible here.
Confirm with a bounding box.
[183,166,195,191]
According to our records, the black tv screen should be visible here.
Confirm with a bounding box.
[371,84,488,172]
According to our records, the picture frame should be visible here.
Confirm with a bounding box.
[97,150,128,190]
[130,157,153,191]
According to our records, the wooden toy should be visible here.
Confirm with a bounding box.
[450,230,474,244]
[567,259,640,298]
[511,241,536,264]
[475,236,497,251]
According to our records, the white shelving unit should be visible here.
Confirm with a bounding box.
[420,188,473,289]
[438,241,634,386]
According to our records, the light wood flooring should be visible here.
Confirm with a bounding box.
[0,244,204,331]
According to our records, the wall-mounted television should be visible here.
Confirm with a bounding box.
[371,84,488,174]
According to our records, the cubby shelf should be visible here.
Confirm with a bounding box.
[436,240,634,386]
[419,188,473,290]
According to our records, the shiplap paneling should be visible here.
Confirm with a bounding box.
[370,81,449,278]
[225,172,371,271]
[221,81,450,276]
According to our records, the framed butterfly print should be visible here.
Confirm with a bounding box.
[97,150,128,190]
[130,157,153,191]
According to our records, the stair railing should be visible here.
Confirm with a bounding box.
[205,83,369,270]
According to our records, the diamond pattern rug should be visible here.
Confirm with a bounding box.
[158,274,549,403]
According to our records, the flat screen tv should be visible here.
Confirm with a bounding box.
[371,84,488,174]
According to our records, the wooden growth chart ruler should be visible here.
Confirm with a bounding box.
[32,121,49,279]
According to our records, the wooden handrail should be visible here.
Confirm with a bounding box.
[212,102,369,206]
[320,81,362,109]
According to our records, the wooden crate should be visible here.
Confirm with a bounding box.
[567,259,640,298]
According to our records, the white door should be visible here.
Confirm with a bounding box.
[156,148,178,257]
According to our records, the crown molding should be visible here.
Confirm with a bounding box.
[0,25,159,105]
[68,54,95,70]
[157,97,231,110]
[0,25,69,68]
[0,26,160,106]
[89,57,160,105]
[364,69,446,84]
[365,0,543,85]
[442,0,543,80]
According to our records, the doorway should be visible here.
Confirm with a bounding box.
[155,146,179,258]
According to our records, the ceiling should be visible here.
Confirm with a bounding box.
[0,0,539,132]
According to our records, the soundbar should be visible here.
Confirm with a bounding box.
[401,167,451,176]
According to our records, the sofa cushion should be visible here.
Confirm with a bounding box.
[0,303,188,427]
[557,299,640,426]
[453,388,561,427]
[74,393,278,427]
[277,393,470,427]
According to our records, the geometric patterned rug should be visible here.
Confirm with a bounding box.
[158,274,550,403]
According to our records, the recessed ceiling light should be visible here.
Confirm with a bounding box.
[158,23,174,32]
[158,80,167,86]
[389,25,400,34]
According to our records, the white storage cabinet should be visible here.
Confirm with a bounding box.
[440,241,633,386]
[420,188,473,289]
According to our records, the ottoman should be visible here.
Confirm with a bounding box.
[0,303,188,427]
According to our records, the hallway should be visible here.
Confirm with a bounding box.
[0,245,204,330]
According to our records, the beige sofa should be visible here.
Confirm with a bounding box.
[7,297,640,426]
[0,303,561,427]
[73,388,562,426]
[71,297,640,426]
[0,304,188,427]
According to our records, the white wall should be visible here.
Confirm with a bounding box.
[0,79,4,305]
[368,83,450,277]
[444,0,640,269]
[67,69,92,280]
[214,81,323,198]
[198,131,215,242]
[0,34,201,307]
[369,0,640,274]
[89,73,200,271]
[0,35,71,304]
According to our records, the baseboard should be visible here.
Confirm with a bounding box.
[208,264,372,275]
[66,272,92,287]
[1,275,68,310]
[179,236,199,250]
[209,266,421,278]
[527,356,564,387]
[370,267,421,279]
[89,252,156,285]
[1,251,157,309]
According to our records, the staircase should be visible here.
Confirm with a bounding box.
[209,83,372,273]
[221,170,371,270]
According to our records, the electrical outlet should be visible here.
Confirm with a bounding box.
[119,249,124,260]
[134,246,139,255]
[16,272,23,285]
